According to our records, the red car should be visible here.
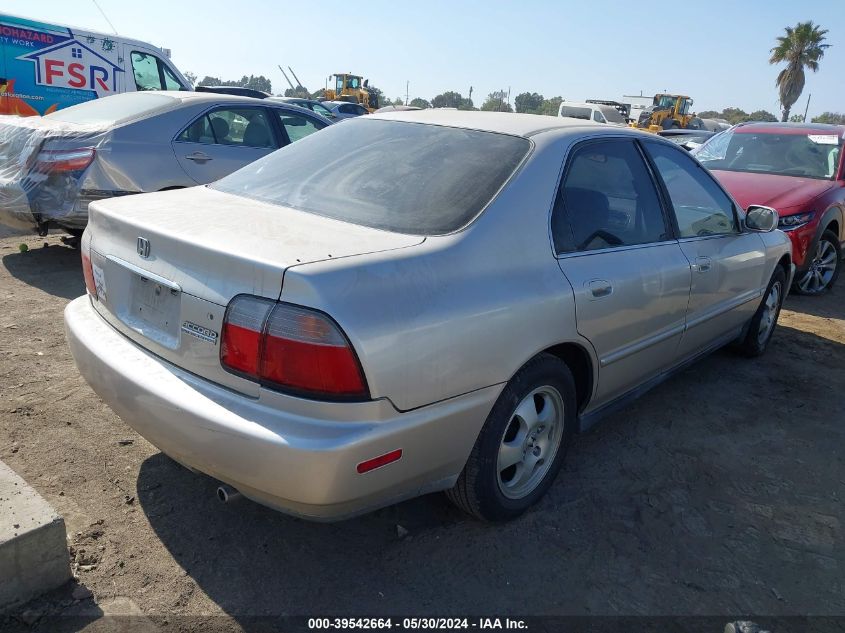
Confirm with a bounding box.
[696,123,844,295]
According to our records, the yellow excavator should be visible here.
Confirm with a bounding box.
[324,73,380,112]
[634,94,705,132]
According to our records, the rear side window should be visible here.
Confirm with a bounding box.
[644,141,738,237]
[213,119,530,235]
[178,108,275,148]
[559,106,591,120]
[552,140,668,253]
[274,111,325,143]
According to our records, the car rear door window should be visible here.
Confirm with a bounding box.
[177,115,216,144]
[644,141,738,237]
[178,108,276,148]
[552,139,669,253]
[273,111,325,143]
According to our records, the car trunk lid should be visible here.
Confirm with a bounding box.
[85,186,424,396]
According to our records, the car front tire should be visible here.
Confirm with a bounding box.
[793,230,841,295]
[735,266,786,357]
[446,353,576,521]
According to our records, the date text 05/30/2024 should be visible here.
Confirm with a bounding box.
[307,618,528,630]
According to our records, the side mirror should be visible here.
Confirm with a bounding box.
[745,205,779,232]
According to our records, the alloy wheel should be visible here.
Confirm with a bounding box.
[797,239,838,294]
[497,387,564,500]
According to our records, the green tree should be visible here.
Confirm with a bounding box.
[697,110,720,119]
[409,97,430,109]
[789,114,806,122]
[480,90,512,112]
[747,110,778,122]
[539,96,563,117]
[197,74,272,93]
[284,87,310,98]
[769,21,830,122]
[812,112,845,124]
[514,92,544,114]
[183,71,197,88]
[392,97,405,106]
[721,107,750,124]
[431,91,464,109]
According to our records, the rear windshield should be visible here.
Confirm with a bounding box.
[213,119,530,235]
[559,106,591,120]
[46,93,179,126]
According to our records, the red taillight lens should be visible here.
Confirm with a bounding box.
[81,249,97,299]
[220,296,369,400]
[220,296,274,377]
[35,147,95,173]
[260,304,367,397]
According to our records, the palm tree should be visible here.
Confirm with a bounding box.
[770,21,830,122]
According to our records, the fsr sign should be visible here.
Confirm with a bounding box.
[20,39,123,96]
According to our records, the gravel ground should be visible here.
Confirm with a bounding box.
[0,231,843,631]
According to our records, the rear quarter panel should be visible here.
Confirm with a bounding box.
[101,102,206,192]
[279,135,596,412]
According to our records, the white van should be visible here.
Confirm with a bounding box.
[0,13,189,116]
[557,101,627,125]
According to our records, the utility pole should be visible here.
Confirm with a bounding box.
[468,85,473,105]
[405,80,409,106]
[803,93,812,122]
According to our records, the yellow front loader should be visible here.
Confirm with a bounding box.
[633,94,705,132]
[324,73,379,112]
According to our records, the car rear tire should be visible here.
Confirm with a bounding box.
[735,266,786,357]
[793,230,841,295]
[445,353,576,521]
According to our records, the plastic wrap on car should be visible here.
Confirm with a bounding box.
[0,115,111,231]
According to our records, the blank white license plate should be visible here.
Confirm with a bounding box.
[130,275,180,340]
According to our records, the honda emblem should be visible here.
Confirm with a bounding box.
[137,237,151,259]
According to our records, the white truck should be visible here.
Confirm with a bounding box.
[0,12,189,116]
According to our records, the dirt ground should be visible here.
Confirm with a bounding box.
[1,229,843,631]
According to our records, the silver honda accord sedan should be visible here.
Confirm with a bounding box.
[64,111,793,521]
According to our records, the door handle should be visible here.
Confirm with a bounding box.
[694,256,712,273]
[587,279,613,299]
[185,152,212,163]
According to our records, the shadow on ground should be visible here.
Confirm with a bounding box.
[134,323,845,620]
[2,243,84,300]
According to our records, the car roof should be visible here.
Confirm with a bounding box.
[370,109,620,138]
[733,121,845,136]
[152,91,329,120]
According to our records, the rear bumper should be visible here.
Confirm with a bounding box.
[64,296,497,520]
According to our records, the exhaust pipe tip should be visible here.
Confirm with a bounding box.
[216,484,242,504]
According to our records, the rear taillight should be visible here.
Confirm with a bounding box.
[35,147,95,173]
[220,295,369,400]
[220,296,274,376]
[81,248,97,300]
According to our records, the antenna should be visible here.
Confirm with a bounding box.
[278,65,295,91]
[92,0,118,34]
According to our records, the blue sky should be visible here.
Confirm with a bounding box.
[9,0,845,117]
